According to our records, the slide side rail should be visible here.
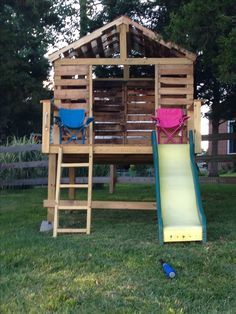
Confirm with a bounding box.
[189,131,207,243]
[151,131,164,244]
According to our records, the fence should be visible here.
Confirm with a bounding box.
[0,133,236,188]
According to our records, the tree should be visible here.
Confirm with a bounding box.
[0,0,79,142]
[164,0,236,175]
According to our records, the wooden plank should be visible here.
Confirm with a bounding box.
[199,177,236,184]
[109,165,117,194]
[127,131,152,137]
[194,100,202,153]
[159,98,193,105]
[60,184,89,188]
[41,100,51,153]
[127,95,155,101]
[94,78,154,82]
[57,228,87,233]
[127,114,152,121]
[54,65,89,76]
[0,178,48,187]
[94,105,124,112]
[54,89,88,99]
[88,65,93,145]
[196,155,236,162]
[62,163,89,167]
[0,144,41,153]
[117,24,128,61]
[87,144,93,234]
[155,64,159,109]
[94,138,124,144]
[202,133,236,141]
[44,200,156,210]
[126,122,154,130]
[127,138,151,144]
[127,104,154,114]
[159,87,193,95]
[56,102,89,110]
[49,144,152,154]
[159,64,192,69]
[94,112,123,122]
[0,160,48,170]
[94,124,124,132]
[94,131,124,136]
[48,154,57,222]
[54,78,88,86]
[160,77,193,84]
[68,167,76,200]
[159,68,192,76]
[55,58,193,66]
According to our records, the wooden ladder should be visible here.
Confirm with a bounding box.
[53,146,93,237]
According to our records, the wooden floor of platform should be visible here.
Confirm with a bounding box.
[49,144,153,164]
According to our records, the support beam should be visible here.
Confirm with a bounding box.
[47,154,57,222]
[194,100,202,154]
[55,58,192,66]
[155,65,159,109]
[40,100,51,153]
[44,200,156,210]
[68,167,76,199]
[117,24,128,60]
[109,165,117,194]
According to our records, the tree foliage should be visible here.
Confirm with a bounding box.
[165,0,236,121]
[0,0,78,141]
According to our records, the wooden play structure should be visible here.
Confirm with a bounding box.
[41,16,202,237]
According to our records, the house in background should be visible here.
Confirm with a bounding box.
[208,120,236,171]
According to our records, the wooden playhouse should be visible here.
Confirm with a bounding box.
[40,16,202,236]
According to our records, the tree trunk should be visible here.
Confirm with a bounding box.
[208,119,219,177]
[79,0,88,37]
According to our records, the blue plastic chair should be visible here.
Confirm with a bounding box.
[55,108,94,144]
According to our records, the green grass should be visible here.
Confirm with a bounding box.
[0,184,236,314]
[220,172,236,177]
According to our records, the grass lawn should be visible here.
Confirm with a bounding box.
[0,184,236,314]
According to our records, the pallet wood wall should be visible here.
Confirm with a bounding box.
[126,81,155,144]
[93,80,155,144]
[157,64,194,107]
[54,61,90,111]
[93,81,125,144]
[156,63,194,144]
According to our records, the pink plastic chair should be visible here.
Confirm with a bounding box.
[152,108,189,144]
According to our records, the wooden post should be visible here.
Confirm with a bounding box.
[117,24,128,61]
[194,100,202,154]
[155,65,159,109]
[68,167,76,199]
[88,65,93,144]
[47,154,57,222]
[40,100,51,153]
[109,165,117,194]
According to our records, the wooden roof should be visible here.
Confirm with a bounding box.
[49,16,196,62]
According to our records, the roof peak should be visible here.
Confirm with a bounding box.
[49,15,196,62]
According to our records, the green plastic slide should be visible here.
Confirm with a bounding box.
[152,131,207,244]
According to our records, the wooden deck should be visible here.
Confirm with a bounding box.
[49,144,153,164]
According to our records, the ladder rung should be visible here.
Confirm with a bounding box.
[61,163,89,168]
[58,205,89,210]
[57,228,87,233]
[59,184,89,188]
